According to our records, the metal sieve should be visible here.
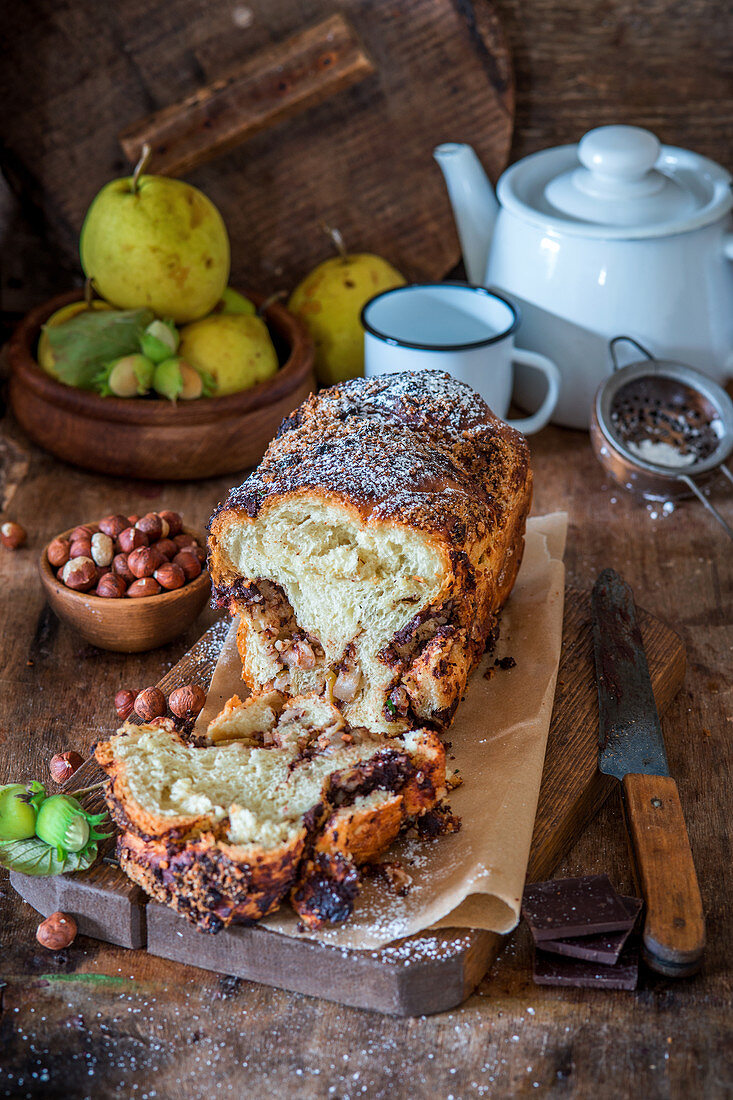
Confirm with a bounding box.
[590,337,733,538]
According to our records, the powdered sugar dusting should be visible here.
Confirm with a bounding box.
[212,371,529,539]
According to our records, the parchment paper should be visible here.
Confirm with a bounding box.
[195,512,567,950]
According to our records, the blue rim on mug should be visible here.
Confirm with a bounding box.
[360,283,521,352]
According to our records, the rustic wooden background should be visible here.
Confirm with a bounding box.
[1,1,732,1097]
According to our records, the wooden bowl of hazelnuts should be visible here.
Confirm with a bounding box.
[39,509,211,652]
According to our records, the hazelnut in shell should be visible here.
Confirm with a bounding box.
[37,911,77,951]
[112,553,135,584]
[173,533,196,550]
[153,538,178,560]
[118,527,148,554]
[127,577,162,598]
[69,538,92,560]
[172,550,202,580]
[115,688,139,720]
[1,521,27,550]
[96,573,127,598]
[128,546,164,579]
[134,686,167,721]
[47,537,71,568]
[61,557,97,592]
[154,562,185,591]
[49,751,84,784]
[159,510,183,537]
[169,684,206,719]
[69,524,95,543]
[135,513,163,541]
[98,514,130,539]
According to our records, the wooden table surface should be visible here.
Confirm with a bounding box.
[0,403,730,1098]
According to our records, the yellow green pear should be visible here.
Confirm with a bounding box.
[80,147,230,324]
[178,314,278,396]
[288,230,406,385]
[37,299,113,376]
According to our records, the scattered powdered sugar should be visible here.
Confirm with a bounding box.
[215,370,527,538]
[627,438,698,468]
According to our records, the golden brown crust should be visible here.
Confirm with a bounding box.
[209,371,531,552]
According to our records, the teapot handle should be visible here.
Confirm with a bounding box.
[724,233,733,261]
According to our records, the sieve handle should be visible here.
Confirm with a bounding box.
[609,335,655,372]
[679,473,733,540]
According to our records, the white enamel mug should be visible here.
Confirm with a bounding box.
[361,283,561,434]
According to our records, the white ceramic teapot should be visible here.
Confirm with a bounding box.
[435,125,733,429]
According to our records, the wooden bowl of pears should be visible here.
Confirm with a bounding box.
[8,288,315,481]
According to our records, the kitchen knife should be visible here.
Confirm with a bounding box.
[591,568,705,977]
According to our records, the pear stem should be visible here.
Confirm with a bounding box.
[131,143,153,193]
[322,224,347,260]
[83,277,95,308]
[257,290,287,317]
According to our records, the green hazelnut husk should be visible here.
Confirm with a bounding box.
[0,781,46,841]
[140,319,179,363]
[35,794,109,858]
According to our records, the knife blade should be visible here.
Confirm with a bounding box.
[591,568,705,977]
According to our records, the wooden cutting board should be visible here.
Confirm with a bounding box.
[11,588,685,1016]
[0,0,514,293]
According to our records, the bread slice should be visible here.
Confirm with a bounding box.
[96,693,449,932]
[208,371,532,735]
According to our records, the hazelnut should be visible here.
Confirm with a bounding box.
[37,911,77,951]
[158,516,170,539]
[173,533,196,550]
[127,577,162,598]
[154,562,185,591]
[127,514,140,526]
[1,521,27,550]
[49,750,84,784]
[69,524,95,543]
[134,686,167,721]
[61,556,97,592]
[159,510,183,537]
[128,546,164,579]
[172,550,202,581]
[190,544,207,565]
[96,573,127,598]
[47,537,71,568]
[115,688,139,720]
[169,684,206,719]
[112,553,135,585]
[135,513,163,541]
[69,538,92,560]
[90,531,114,567]
[98,514,130,539]
[153,538,178,560]
[118,527,148,554]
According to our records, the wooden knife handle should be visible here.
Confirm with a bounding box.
[623,773,705,977]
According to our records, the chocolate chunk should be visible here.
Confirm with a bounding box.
[533,941,639,990]
[522,875,633,941]
[538,897,643,964]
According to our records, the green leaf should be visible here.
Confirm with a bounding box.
[0,836,101,876]
[45,308,155,389]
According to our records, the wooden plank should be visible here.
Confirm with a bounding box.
[119,15,376,178]
[9,588,686,1015]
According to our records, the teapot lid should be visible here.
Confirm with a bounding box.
[498,125,732,239]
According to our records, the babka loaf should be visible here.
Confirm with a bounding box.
[95,692,449,932]
[208,371,532,735]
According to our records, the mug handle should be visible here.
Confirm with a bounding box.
[505,348,561,435]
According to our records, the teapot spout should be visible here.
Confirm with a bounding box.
[434,143,499,285]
